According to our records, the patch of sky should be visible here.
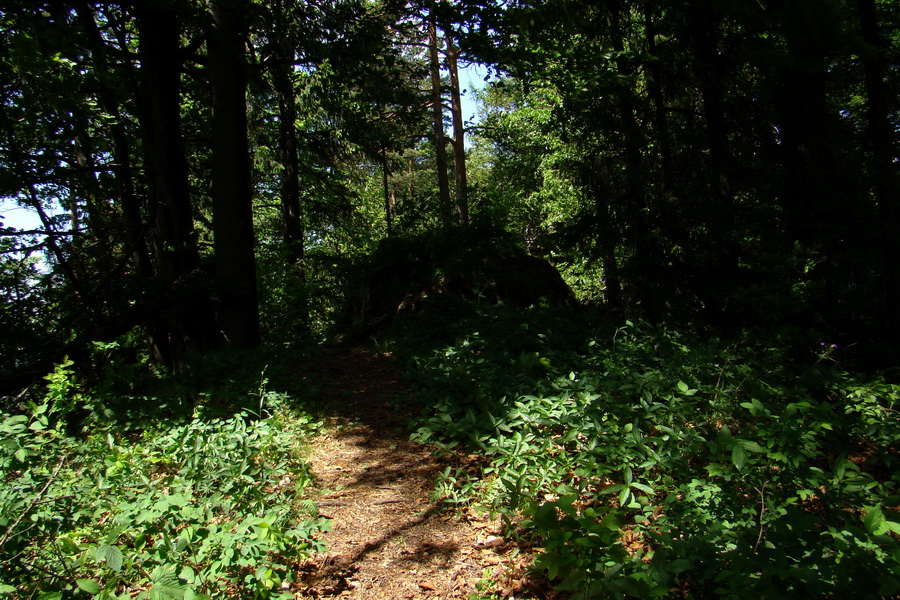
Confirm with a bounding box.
[460,62,493,148]
[0,198,44,232]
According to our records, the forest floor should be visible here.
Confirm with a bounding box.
[290,347,557,600]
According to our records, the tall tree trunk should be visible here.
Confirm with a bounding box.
[642,4,674,195]
[858,0,900,337]
[115,122,153,278]
[427,14,452,224]
[136,3,214,368]
[208,0,260,349]
[444,26,469,225]
[770,0,864,331]
[269,0,309,334]
[587,161,622,308]
[382,148,393,236]
[276,87,303,267]
[607,4,659,316]
[774,0,838,249]
[687,2,739,322]
[271,0,304,268]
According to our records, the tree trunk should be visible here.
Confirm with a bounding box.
[858,0,900,337]
[587,162,622,308]
[687,2,739,322]
[112,120,152,279]
[607,4,659,316]
[382,148,393,236]
[277,88,303,267]
[444,26,469,225]
[642,4,674,195]
[774,1,838,249]
[207,0,261,349]
[136,3,216,368]
[271,0,304,268]
[427,14,452,224]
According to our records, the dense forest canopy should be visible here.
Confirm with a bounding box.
[1,1,900,598]
[1,0,899,378]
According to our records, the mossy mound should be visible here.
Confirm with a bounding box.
[356,227,576,324]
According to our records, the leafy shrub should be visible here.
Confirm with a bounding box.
[0,360,329,599]
[399,308,900,598]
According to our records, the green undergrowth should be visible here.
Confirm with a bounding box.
[0,351,329,599]
[393,306,900,599]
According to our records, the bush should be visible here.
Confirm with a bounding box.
[399,308,900,598]
[0,359,329,599]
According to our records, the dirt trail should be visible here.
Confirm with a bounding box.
[292,348,549,599]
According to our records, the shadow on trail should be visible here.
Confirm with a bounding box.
[299,346,419,431]
[290,345,524,599]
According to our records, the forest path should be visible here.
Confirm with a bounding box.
[291,347,547,599]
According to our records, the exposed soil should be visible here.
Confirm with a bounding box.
[291,347,556,599]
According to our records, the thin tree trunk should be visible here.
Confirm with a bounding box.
[272,0,304,268]
[75,3,152,277]
[444,27,468,225]
[642,4,674,195]
[112,121,152,278]
[687,2,739,320]
[382,148,393,236]
[608,4,658,315]
[689,5,734,213]
[275,65,304,266]
[427,14,452,224]
[858,0,900,337]
[588,162,622,307]
[208,0,261,349]
[775,1,836,249]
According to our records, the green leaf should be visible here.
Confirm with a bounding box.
[176,532,190,552]
[863,505,886,535]
[666,559,694,573]
[832,454,850,479]
[631,482,654,495]
[677,381,689,394]
[148,565,187,600]
[600,484,625,495]
[877,576,900,596]
[557,494,577,516]
[95,543,124,572]
[36,593,63,600]
[737,439,765,453]
[732,445,748,471]
[76,579,103,595]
